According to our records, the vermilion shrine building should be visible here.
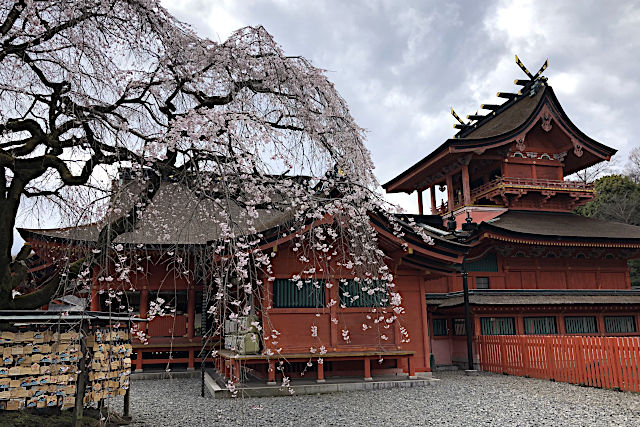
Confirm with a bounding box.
[383,66,640,368]
[20,60,640,379]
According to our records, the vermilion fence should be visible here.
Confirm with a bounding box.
[476,335,640,392]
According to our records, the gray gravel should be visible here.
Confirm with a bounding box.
[106,371,640,426]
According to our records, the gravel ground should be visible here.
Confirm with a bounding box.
[106,371,640,426]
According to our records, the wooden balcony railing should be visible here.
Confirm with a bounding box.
[435,178,593,214]
[471,177,593,202]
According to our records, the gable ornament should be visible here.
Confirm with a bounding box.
[571,138,583,157]
[541,113,552,132]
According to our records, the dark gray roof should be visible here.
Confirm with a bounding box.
[482,211,640,241]
[426,290,640,308]
[20,180,291,246]
[383,85,617,192]
[461,87,545,140]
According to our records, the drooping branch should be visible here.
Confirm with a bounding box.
[0,1,25,37]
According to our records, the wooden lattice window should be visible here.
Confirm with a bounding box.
[433,319,448,336]
[604,316,637,334]
[564,316,598,334]
[466,253,498,272]
[481,317,516,335]
[453,318,466,336]
[476,277,490,289]
[524,316,557,335]
[273,279,325,308]
[339,280,389,308]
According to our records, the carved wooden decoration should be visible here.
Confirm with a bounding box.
[515,137,526,152]
[553,152,567,161]
[572,139,583,157]
[541,113,552,132]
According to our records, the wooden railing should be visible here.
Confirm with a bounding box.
[470,177,593,202]
[434,178,593,214]
[476,335,640,392]
[147,315,187,337]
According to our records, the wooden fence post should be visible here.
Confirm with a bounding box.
[520,336,528,377]
[607,338,619,390]
[500,336,508,374]
[544,337,554,380]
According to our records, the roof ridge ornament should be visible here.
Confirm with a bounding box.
[451,108,471,131]
[515,55,549,81]
[452,56,549,138]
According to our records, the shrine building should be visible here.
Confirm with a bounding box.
[18,57,640,380]
[383,58,640,368]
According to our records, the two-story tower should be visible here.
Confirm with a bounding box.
[384,61,615,224]
[384,58,640,368]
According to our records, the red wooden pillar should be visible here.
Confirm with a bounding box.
[316,359,325,383]
[90,265,100,311]
[135,350,143,372]
[420,279,431,372]
[408,355,416,379]
[233,360,241,382]
[461,164,471,206]
[267,360,276,385]
[363,357,372,381]
[430,185,437,214]
[597,315,607,336]
[90,286,100,311]
[188,350,195,371]
[473,315,482,368]
[140,288,149,335]
[445,174,454,212]
[417,190,424,215]
[187,287,196,338]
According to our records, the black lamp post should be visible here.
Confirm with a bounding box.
[461,255,474,371]
[447,212,477,371]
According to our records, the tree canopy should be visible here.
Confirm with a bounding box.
[0,0,424,362]
[576,173,640,287]
[576,174,640,226]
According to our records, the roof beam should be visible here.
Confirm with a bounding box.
[497,92,517,100]
[480,104,501,111]
[466,114,487,121]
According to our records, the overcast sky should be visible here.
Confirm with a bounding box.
[162,0,640,211]
[12,0,640,253]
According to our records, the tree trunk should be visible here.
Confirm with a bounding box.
[0,192,22,306]
[72,321,90,427]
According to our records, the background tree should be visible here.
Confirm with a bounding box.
[626,147,640,183]
[0,0,418,360]
[576,174,640,287]
[568,156,617,184]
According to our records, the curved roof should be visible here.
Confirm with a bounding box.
[384,84,617,193]
[479,210,640,244]
[19,180,290,247]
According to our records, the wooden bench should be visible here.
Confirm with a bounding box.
[215,349,417,384]
[132,338,219,371]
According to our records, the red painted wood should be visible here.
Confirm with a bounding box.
[148,315,187,337]
[408,355,416,377]
[187,287,195,338]
[317,359,325,382]
[476,335,640,392]
[363,357,371,380]
[268,361,275,383]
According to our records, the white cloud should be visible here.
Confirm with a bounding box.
[13,1,640,249]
